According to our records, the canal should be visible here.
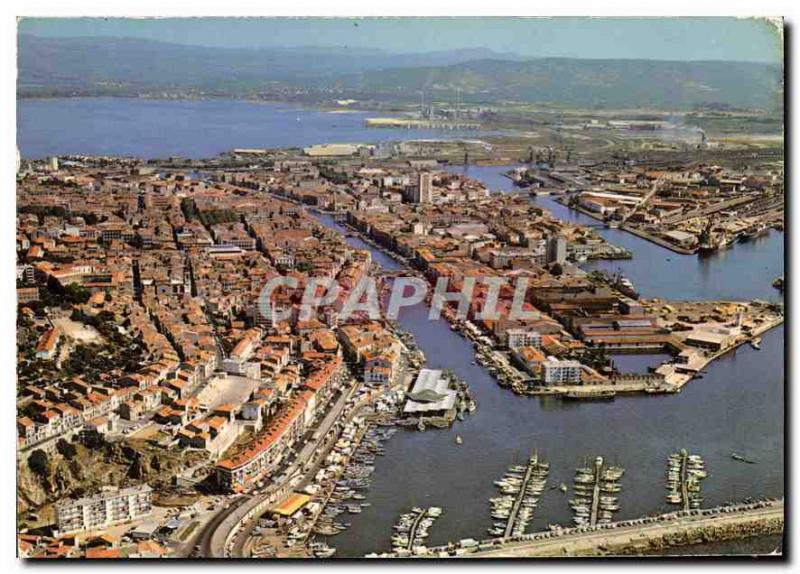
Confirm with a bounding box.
[314,164,784,557]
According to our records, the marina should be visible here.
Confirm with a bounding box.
[390,507,443,555]
[488,452,550,538]
[310,425,398,540]
[570,457,625,527]
[666,450,707,510]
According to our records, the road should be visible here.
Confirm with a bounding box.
[465,501,784,558]
[227,356,414,557]
[212,372,368,557]
[186,495,251,558]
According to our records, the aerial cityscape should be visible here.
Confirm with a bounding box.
[15,17,784,559]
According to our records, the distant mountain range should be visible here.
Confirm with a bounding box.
[18,35,783,110]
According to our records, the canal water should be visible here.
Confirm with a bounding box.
[445,164,786,303]
[317,165,784,557]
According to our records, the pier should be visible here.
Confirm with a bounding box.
[570,456,623,527]
[489,453,549,539]
[588,458,603,527]
[390,507,442,554]
[666,450,706,511]
[503,455,547,538]
[406,511,427,550]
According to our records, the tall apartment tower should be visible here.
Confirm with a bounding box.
[409,171,433,204]
[546,236,567,265]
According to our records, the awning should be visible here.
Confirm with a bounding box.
[272,493,311,517]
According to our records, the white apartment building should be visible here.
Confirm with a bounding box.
[506,329,542,350]
[542,358,583,385]
[55,485,153,535]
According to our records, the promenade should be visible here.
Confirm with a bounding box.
[465,500,783,558]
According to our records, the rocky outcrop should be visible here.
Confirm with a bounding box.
[17,437,204,517]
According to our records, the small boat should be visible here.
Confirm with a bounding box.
[750,337,761,350]
[559,483,568,493]
[314,547,337,558]
[455,435,463,445]
[731,452,756,464]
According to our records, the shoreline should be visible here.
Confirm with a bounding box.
[552,196,698,255]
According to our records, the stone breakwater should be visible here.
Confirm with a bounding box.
[458,501,784,558]
[597,516,784,556]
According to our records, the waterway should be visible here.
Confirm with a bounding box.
[316,166,783,557]
[17,98,491,159]
[445,164,786,303]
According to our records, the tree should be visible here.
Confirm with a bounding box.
[28,449,50,478]
[180,198,198,221]
[128,234,144,249]
[56,439,77,459]
[62,283,91,305]
[80,430,106,451]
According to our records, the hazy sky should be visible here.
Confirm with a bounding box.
[19,17,782,63]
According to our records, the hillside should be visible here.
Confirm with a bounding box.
[18,35,514,93]
[341,58,783,110]
[18,35,783,110]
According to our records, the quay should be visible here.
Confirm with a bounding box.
[553,194,783,257]
[367,499,783,558]
[467,500,783,558]
[365,118,481,130]
[553,196,697,255]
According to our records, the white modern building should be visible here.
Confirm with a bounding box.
[506,329,542,350]
[542,358,583,384]
[55,485,153,535]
